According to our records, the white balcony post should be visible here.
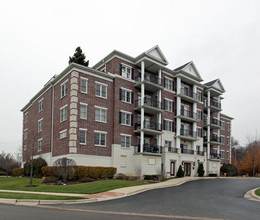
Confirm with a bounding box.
[192,85,197,151]
[217,96,221,154]
[176,77,181,149]
[157,69,162,147]
[140,61,145,153]
[207,90,211,159]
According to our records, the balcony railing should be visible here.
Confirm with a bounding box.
[210,153,221,159]
[180,108,197,120]
[135,73,162,86]
[135,121,162,131]
[180,88,199,101]
[181,148,194,154]
[210,100,221,109]
[168,147,178,153]
[135,97,162,109]
[135,144,162,154]
[211,118,220,126]
[204,134,221,143]
[197,151,205,156]
[180,129,197,138]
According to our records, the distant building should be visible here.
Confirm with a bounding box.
[21,46,233,177]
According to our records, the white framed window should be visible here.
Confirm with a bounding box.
[196,145,200,152]
[164,77,174,91]
[165,140,172,148]
[221,121,225,130]
[23,145,27,152]
[60,105,67,122]
[120,111,132,126]
[164,99,174,112]
[120,88,133,104]
[80,77,88,94]
[227,151,230,160]
[95,107,107,123]
[80,103,88,119]
[61,80,68,98]
[121,134,131,148]
[121,64,132,79]
[220,136,225,144]
[95,82,107,99]
[220,150,224,159]
[38,138,42,152]
[38,118,43,132]
[197,110,202,120]
[59,129,67,139]
[24,129,28,140]
[79,129,87,145]
[24,112,28,123]
[213,148,217,155]
[227,137,230,145]
[197,127,202,137]
[94,131,106,147]
[164,119,173,131]
[197,91,203,102]
[39,99,43,112]
[227,123,230,132]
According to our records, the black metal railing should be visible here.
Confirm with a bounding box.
[180,129,197,138]
[135,144,162,154]
[211,118,220,126]
[181,149,194,154]
[210,153,221,159]
[135,97,162,109]
[135,121,162,131]
[203,134,221,143]
[135,73,162,85]
[168,147,178,153]
[197,151,205,156]
[180,88,199,101]
[210,100,221,109]
[180,108,197,120]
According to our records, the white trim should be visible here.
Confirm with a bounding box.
[164,98,174,102]
[121,62,133,69]
[59,129,67,139]
[80,102,88,106]
[94,130,107,134]
[79,128,87,145]
[80,77,88,94]
[80,103,88,119]
[164,88,176,94]
[37,138,43,152]
[120,109,132,114]
[95,107,107,123]
[164,118,173,122]
[114,74,135,83]
[60,79,68,98]
[95,81,108,87]
[94,105,108,110]
[60,105,68,122]
[120,133,132,137]
[95,82,108,99]
[121,87,132,92]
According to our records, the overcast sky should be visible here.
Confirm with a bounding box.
[0,0,259,154]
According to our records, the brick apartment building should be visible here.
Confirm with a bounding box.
[21,46,233,177]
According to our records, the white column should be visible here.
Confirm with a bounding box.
[217,96,221,155]
[140,61,145,153]
[177,77,181,95]
[157,69,162,147]
[207,90,211,159]
[176,77,181,149]
[192,85,197,151]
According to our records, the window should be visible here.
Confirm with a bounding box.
[164,78,174,91]
[197,91,203,102]
[119,111,132,126]
[120,88,133,104]
[80,78,88,93]
[38,119,43,132]
[121,64,133,79]
[221,121,225,130]
[227,137,230,145]
[121,135,131,148]
[220,150,224,159]
[94,132,106,147]
[213,148,217,155]
[39,99,43,112]
[38,139,42,151]
[196,145,200,152]
[227,123,230,132]
[24,129,28,140]
[95,107,107,123]
[220,136,225,144]
[59,130,67,139]
[197,110,202,120]
[24,113,28,123]
[79,129,87,144]
[61,81,68,98]
[227,151,230,160]
[80,103,87,119]
[60,105,67,122]
[164,99,174,112]
[165,140,172,148]
[95,82,107,98]
[23,145,27,152]
[197,127,202,137]
[164,120,173,131]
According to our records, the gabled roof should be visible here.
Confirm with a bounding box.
[143,45,168,65]
[173,61,203,81]
[204,78,225,92]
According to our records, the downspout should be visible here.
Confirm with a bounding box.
[50,83,54,165]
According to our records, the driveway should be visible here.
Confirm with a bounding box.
[45,178,260,220]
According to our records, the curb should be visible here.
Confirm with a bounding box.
[244,188,260,202]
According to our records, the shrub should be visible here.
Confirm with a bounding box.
[177,165,184,178]
[42,176,59,184]
[197,163,205,177]
[41,166,56,177]
[0,171,7,176]
[12,168,24,177]
[208,173,217,177]
[144,175,159,181]
[220,163,238,176]
[24,158,47,177]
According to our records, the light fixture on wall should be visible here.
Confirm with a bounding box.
[182,161,184,165]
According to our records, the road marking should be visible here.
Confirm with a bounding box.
[38,205,230,220]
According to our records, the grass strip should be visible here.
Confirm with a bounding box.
[0,192,85,200]
[255,188,260,196]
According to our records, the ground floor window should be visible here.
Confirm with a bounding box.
[170,161,175,176]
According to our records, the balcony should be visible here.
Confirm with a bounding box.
[177,88,200,103]
[203,117,221,129]
[203,134,221,144]
[135,97,163,114]
[204,100,221,112]
[135,73,163,93]
[210,153,221,160]
[135,144,162,154]
[134,121,162,135]
[197,151,205,156]
[168,147,178,153]
[177,129,197,141]
[181,148,194,154]
[177,108,198,122]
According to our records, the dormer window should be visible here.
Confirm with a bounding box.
[120,64,134,80]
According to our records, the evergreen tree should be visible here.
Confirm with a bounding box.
[197,163,205,177]
[176,165,184,178]
[69,47,89,67]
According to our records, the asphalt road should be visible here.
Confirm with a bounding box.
[0,178,259,220]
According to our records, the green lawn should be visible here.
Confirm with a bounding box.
[0,177,148,194]
[0,192,84,200]
[255,188,260,196]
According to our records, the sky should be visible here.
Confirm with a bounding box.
[0,0,259,154]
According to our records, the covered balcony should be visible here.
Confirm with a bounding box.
[177,108,198,122]
[134,121,162,135]
[203,117,221,129]
[134,144,162,154]
[177,87,200,103]
[135,73,164,93]
[204,100,221,112]
[135,97,163,114]
[203,134,221,144]
[177,129,197,141]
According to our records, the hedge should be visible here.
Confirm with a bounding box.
[41,166,117,180]
[12,168,24,177]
